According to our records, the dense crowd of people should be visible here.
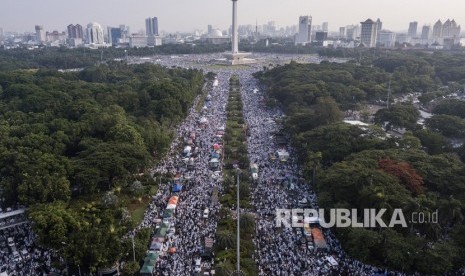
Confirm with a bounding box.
[0,208,58,276]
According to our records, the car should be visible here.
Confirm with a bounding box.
[203,208,209,219]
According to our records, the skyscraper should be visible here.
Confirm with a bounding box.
[322,22,328,32]
[376,18,382,32]
[442,19,461,38]
[295,16,312,45]
[108,26,122,46]
[432,20,443,39]
[145,17,159,36]
[360,19,378,47]
[0,27,3,41]
[408,21,418,38]
[35,25,46,43]
[421,25,431,40]
[86,22,104,44]
[67,24,83,39]
[339,27,346,38]
[208,24,213,35]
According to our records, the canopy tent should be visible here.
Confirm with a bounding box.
[168,247,176,254]
[213,143,221,150]
[163,209,174,219]
[210,152,220,159]
[139,265,154,275]
[146,251,159,261]
[166,204,176,210]
[172,184,183,193]
[168,196,179,205]
[155,225,168,238]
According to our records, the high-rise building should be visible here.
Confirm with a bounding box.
[378,31,396,47]
[86,22,104,44]
[315,31,328,42]
[208,24,213,35]
[442,19,461,38]
[432,19,443,39]
[376,18,382,32]
[339,27,346,38]
[322,22,328,32]
[0,27,3,41]
[67,24,83,39]
[108,26,122,45]
[295,16,312,45]
[145,17,159,36]
[421,25,431,40]
[35,25,46,43]
[345,24,359,40]
[360,19,378,47]
[408,21,418,38]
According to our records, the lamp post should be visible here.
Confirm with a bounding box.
[236,168,240,272]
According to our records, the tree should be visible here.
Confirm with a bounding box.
[374,103,420,130]
[425,114,465,138]
[378,158,425,195]
[240,214,255,235]
[216,230,235,250]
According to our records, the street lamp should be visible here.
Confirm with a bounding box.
[236,168,240,272]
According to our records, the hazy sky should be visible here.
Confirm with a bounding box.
[1,0,465,33]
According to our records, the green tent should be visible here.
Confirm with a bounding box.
[163,209,174,219]
[139,264,154,275]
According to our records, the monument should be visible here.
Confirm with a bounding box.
[224,0,255,65]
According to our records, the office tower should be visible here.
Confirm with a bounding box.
[86,22,104,44]
[322,22,328,32]
[295,15,312,45]
[378,31,396,47]
[0,27,3,41]
[408,21,418,38]
[421,25,431,40]
[315,31,328,42]
[208,24,213,35]
[67,24,83,39]
[145,17,159,36]
[35,25,46,43]
[360,19,378,47]
[376,18,382,32]
[339,27,345,38]
[442,19,461,38]
[432,19,443,39]
[108,26,122,45]
[345,24,359,40]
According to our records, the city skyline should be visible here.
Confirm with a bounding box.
[1,0,465,34]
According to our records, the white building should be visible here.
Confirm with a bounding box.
[129,35,148,47]
[86,22,104,44]
[295,16,312,45]
[378,31,396,47]
[360,19,377,47]
[35,25,46,43]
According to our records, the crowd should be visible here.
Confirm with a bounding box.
[130,69,234,275]
[239,68,416,276]
[0,208,58,276]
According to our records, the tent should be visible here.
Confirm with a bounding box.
[168,196,179,205]
[209,158,219,169]
[168,247,176,254]
[213,143,221,150]
[163,209,174,219]
[166,204,176,210]
[139,265,154,275]
[172,184,183,193]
